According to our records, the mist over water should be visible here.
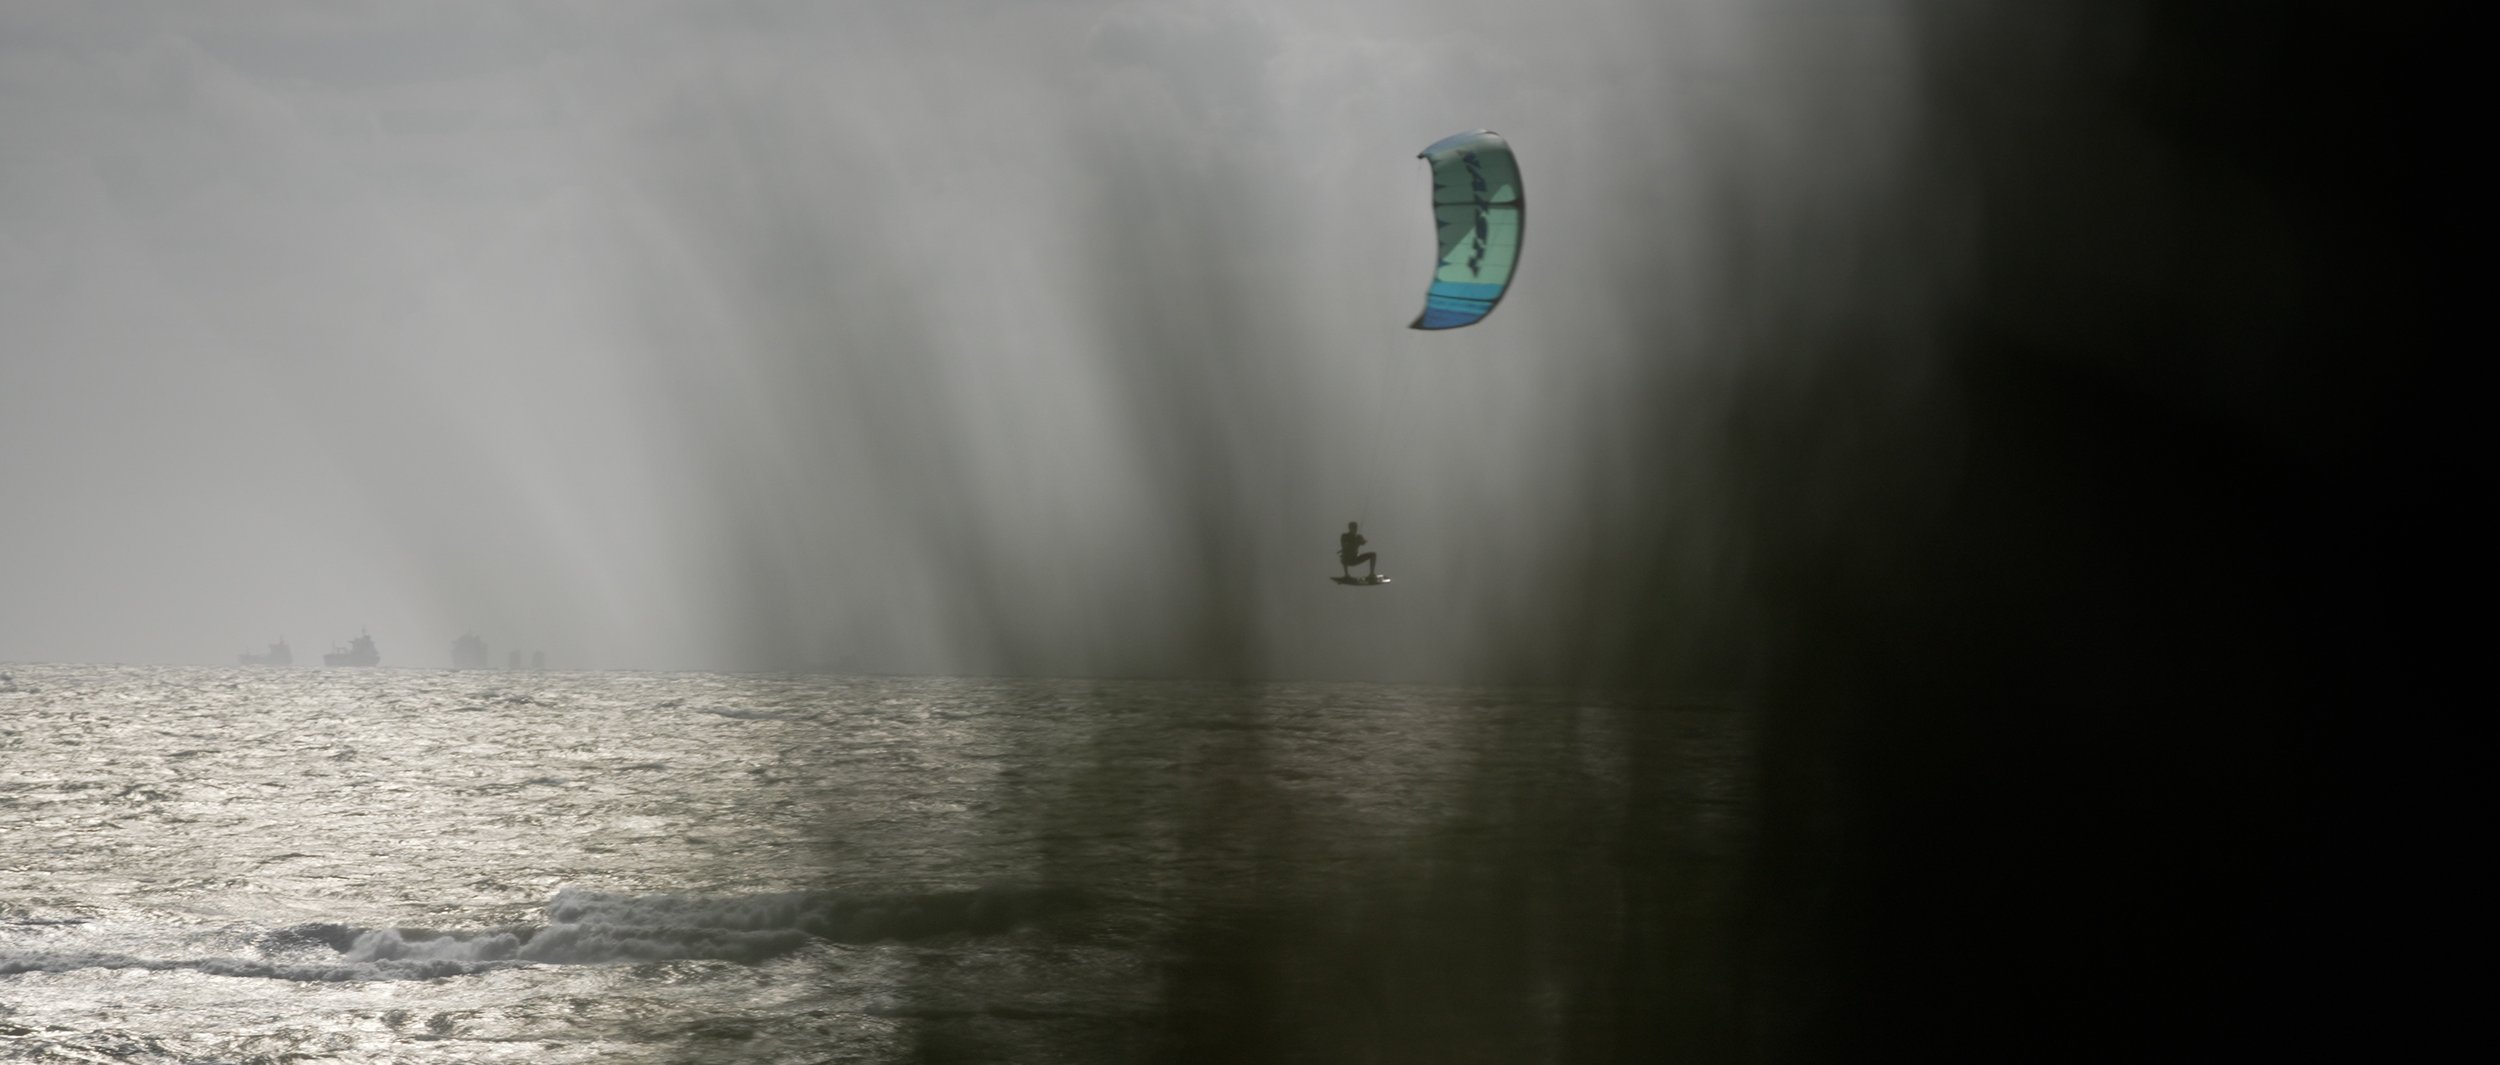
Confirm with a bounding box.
[2,0,1817,680]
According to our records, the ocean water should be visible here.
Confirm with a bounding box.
[0,664,1749,1063]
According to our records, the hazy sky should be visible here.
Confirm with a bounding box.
[1,1,1925,677]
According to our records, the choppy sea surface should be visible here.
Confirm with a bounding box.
[0,664,1748,1063]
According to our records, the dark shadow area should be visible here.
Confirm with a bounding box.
[811,4,2473,1061]
[1708,4,2476,1060]
[873,684,1754,1064]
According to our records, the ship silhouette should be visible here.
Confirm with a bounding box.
[237,640,292,667]
[323,633,379,667]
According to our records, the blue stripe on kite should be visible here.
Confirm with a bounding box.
[1427,281,1506,301]
[1415,288,1496,329]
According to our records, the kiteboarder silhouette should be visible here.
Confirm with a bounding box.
[1336,521,1382,584]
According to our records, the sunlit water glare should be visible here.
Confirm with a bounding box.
[1,664,1746,1062]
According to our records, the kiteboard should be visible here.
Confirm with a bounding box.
[1331,575,1391,586]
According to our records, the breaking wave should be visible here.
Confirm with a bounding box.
[695,706,816,721]
[0,884,1084,982]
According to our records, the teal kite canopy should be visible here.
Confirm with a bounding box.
[1412,130,1522,330]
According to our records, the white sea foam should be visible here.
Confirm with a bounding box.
[340,926,527,964]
